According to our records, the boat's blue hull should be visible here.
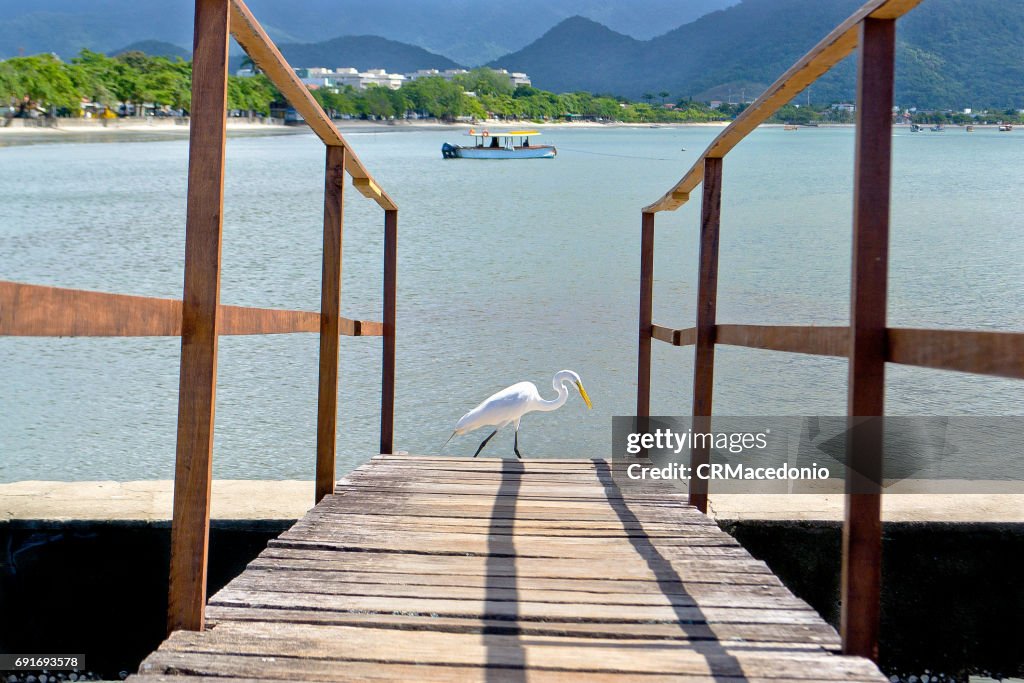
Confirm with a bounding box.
[442,144,556,159]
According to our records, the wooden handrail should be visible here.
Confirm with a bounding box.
[642,0,923,214]
[0,281,383,337]
[648,322,1024,379]
[1,0,400,636]
[228,0,397,211]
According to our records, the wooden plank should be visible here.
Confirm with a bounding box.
[136,652,879,683]
[133,666,870,683]
[227,0,397,210]
[305,510,717,532]
[254,547,777,581]
[637,212,655,418]
[221,574,808,610]
[268,535,748,561]
[0,280,182,336]
[841,16,895,663]
[227,567,789,597]
[211,587,828,624]
[715,324,849,356]
[642,0,923,213]
[651,324,698,347]
[201,609,842,647]
[167,0,230,634]
[315,145,346,504]
[887,327,1024,379]
[218,304,317,334]
[0,281,381,337]
[380,208,398,453]
[689,156,722,514]
[149,622,884,678]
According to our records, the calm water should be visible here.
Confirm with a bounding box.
[1,125,1021,481]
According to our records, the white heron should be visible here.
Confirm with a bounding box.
[443,370,593,459]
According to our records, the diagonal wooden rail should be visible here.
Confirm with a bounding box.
[636,0,1023,662]
[0,0,399,635]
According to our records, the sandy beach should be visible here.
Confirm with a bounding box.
[0,115,731,141]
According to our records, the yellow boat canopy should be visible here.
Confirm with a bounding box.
[466,129,541,136]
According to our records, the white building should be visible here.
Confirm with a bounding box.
[490,68,531,88]
[360,69,406,90]
[293,67,406,90]
[269,65,529,92]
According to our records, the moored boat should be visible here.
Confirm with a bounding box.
[442,129,556,159]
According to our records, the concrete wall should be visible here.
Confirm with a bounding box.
[0,520,290,677]
[2,481,1021,679]
[722,520,1024,679]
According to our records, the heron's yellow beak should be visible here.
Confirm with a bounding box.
[575,381,593,409]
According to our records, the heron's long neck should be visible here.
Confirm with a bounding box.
[535,380,569,412]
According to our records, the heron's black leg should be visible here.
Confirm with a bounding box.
[473,429,498,458]
[514,430,522,459]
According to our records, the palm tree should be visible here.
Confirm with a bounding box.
[641,92,654,104]
[240,54,260,75]
[658,90,670,104]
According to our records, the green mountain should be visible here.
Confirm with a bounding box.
[113,40,190,60]
[0,0,737,66]
[228,35,462,74]
[488,0,1024,109]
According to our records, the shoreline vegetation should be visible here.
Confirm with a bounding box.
[7,50,1022,141]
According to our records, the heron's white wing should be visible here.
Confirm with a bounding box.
[455,382,540,433]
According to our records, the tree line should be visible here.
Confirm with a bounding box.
[311,68,726,123]
[10,52,1011,126]
[0,51,727,123]
[0,50,276,116]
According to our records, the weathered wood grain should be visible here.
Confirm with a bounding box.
[136,456,881,681]
[379,208,397,454]
[167,0,230,634]
[315,145,346,504]
[0,281,381,337]
[842,16,895,662]
[637,212,655,417]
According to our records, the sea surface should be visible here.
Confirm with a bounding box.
[1,125,1021,482]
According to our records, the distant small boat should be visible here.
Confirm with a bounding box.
[442,129,556,159]
[999,124,1013,132]
[966,125,975,132]
[910,123,923,132]
[783,124,799,131]
[930,124,945,132]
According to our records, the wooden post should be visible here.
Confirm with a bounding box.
[315,145,346,504]
[689,156,722,514]
[637,212,655,419]
[380,209,397,454]
[167,0,230,634]
[841,16,895,663]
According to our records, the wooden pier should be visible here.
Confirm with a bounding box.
[131,456,885,682]
[5,0,1023,677]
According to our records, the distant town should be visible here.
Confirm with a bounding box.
[2,50,1023,128]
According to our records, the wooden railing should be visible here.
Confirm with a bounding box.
[0,0,398,635]
[636,0,1024,663]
